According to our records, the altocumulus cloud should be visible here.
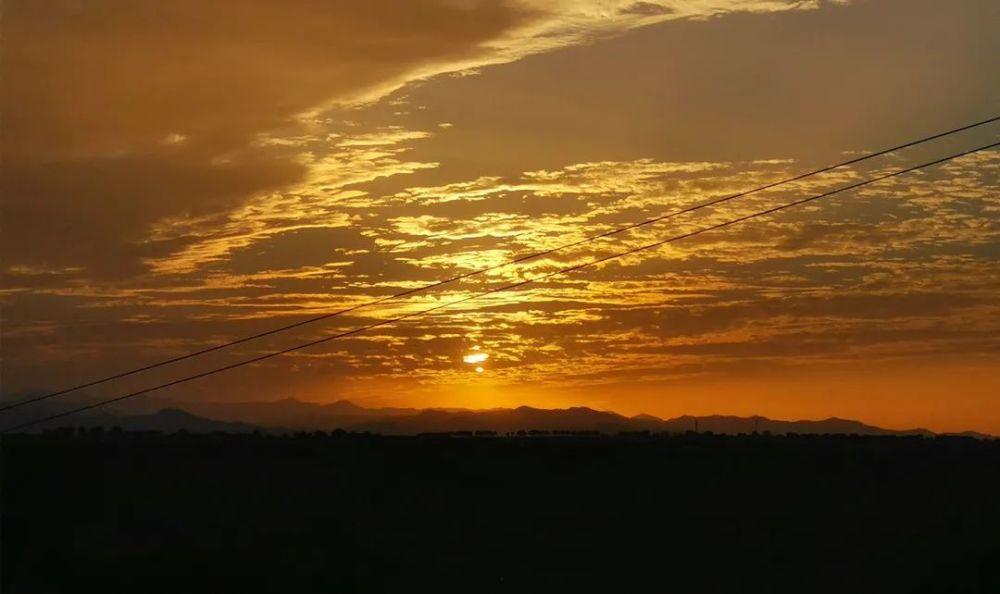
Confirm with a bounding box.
[2,0,823,278]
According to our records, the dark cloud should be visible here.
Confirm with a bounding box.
[2,0,531,275]
[3,151,304,276]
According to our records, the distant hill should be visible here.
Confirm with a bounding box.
[343,407,947,437]
[18,398,989,438]
[36,408,259,434]
[177,397,414,429]
[648,414,936,437]
[351,405,636,435]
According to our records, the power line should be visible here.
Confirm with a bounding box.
[2,115,997,415]
[5,140,995,433]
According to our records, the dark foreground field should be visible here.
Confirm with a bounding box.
[4,431,999,593]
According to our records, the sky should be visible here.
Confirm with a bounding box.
[3,0,1000,433]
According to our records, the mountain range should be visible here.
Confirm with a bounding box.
[15,397,992,438]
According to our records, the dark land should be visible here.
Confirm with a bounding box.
[4,430,999,593]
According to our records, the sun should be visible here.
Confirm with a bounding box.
[463,345,489,365]
[463,345,489,370]
[463,352,488,364]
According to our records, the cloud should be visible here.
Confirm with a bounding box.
[4,1,530,160]
[3,0,828,277]
[2,0,530,275]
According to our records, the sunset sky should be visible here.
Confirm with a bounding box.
[3,0,999,433]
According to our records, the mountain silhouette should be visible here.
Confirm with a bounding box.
[176,397,415,429]
[21,398,992,438]
[52,408,258,434]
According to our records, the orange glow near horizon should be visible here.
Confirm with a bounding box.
[296,359,1000,435]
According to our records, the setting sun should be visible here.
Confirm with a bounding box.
[463,351,489,365]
